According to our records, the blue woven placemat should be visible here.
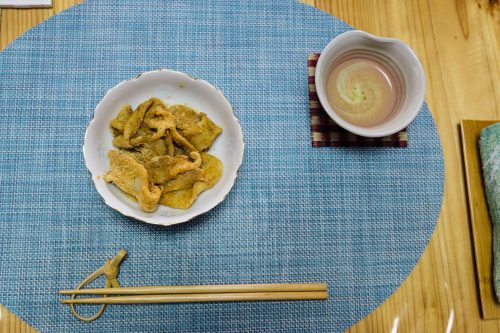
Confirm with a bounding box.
[0,0,444,332]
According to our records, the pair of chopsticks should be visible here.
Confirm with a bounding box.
[60,283,328,304]
[60,250,328,322]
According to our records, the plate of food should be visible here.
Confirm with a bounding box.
[83,69,244,226]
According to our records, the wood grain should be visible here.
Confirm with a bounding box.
[461,120,500,319]
[59,282,328,295]
[0,305,39,333]
[60,291,329,304]
[307,1,500,332]
[0,0,81,50]
[1,0,500,332]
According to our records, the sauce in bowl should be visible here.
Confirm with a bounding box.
[325,51,405,127]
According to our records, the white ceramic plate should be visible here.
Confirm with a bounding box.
[83,69,244,226]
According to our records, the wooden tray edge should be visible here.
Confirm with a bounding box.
[460,119,500,319]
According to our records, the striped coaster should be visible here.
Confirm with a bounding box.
[307,53,407,148]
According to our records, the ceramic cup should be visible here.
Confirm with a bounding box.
[315,30,426,137]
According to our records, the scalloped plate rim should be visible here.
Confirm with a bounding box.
[83,69,244,226]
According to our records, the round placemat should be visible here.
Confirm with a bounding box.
[0,0,444,332]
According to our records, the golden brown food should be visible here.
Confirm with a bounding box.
[160,153,223,209]
[110,104,132,132]
[145,152,201,184]
[105,97,223,212]
[112,135,134,149]
[144,98,167,121]
[168,105,222,151]
[161,168,205,192]
[140,139,168,157]
[180,113,222,151]
[123,98,155,140]
[173,144,188,157]
[104,150,161,212]
[165,133,175,156]
[127,139,169,164]
[143,105,176,140]
[170,127,197,152]
[168,104,200,130]
[129,123,156,146]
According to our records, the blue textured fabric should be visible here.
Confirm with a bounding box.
[0,0,444,332]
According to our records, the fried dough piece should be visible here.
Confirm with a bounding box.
[135,139,168,163]
[180,113,222,151]
[123,98,155,140]
[129,123,156,146]
[127,152,151,165]
[170,127,197,152]
[142,139,168,157]
[144,105,176,140]
[145,151,202,184]
[160,153,222,209]
[128,105,175,146]
[127,139,168,165]
[111,127,121,139]
[112,135,134,149]
[110,104,132,132]
[107,98,223,211]
[172,144,187,157]
[168,104,222,151]
[168,104,200,130]
[161,168,205,192]
[104,150,161,212]
[124,150,153,165]
[144,98,168,122]
[165,133,175,156]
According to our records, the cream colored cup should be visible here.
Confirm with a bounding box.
[315,30,426,137]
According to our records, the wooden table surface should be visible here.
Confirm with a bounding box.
[1,0,499,332]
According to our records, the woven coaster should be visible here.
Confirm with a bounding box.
[307,53,408,148]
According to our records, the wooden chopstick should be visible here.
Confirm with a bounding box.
[60,291,328,304]
[59,283,327,295]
